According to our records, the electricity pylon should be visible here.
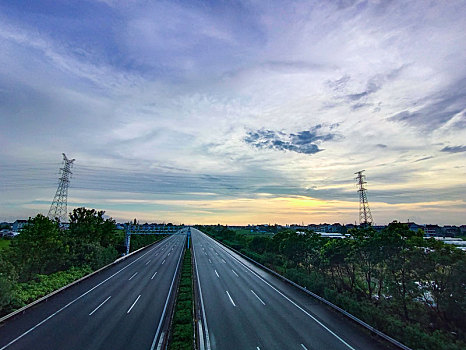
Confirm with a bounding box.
[355,170,373,226]
[48,153,75,222]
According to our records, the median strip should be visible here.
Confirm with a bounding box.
[168,243,194,350]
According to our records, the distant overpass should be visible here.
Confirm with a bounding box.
[124,224,185,254]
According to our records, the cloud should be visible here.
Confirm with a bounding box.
[351,102,371,110]
[414,156,434,162]
[345,67,405,101]
[327,75,351,92]
[389,78,466,130]
[440,145,466,153]
[244,125,338,155]
[1,1,466,225]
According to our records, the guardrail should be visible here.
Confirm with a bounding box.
[0,236,170,325]
[209,235,412,350]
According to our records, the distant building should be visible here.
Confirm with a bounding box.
[424,224,442,237]
[329,223,344,233]
[442,225,459,237]
[460,225,466,236]
[0,222,11,229]
[0,229,10,237]
[407,223,424,233]
[12,219,28,232]
[1,230,19,238]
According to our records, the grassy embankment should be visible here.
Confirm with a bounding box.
[168,244,194,350]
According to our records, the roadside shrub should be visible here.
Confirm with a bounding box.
[14,266,92,307]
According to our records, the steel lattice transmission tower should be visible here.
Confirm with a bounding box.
[48,153,75,222]
[355,170,373,226]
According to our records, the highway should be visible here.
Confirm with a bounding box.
[192,228,395,350]
[0,232,186,350]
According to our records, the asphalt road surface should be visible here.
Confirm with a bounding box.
[192,228,395,350]
[0,232,186,350]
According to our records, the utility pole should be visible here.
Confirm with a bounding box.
[355,170,373,226]
[48,153,75,222]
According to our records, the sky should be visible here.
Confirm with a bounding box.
[0,0,465,225]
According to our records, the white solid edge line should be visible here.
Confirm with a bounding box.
[192,231,211,350]
[156,331,165,350]
[214,270,219,278]
[204,232,357,350]
[150,234,186,350]
[127,295,141,314]
[251,290,266,305]
[89,296,111,316]
[129,272,138,281]
[0,242,163,350]
[151,271,158,280]
[225,291,236,307]
[198,322,205,350]
[301,344,308,350]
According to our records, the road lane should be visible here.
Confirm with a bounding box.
[0,233,186,350]
[192,228,395,350]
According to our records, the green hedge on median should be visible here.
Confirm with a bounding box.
[169,247,194,350]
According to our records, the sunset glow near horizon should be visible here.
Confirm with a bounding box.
[1,1,465,225]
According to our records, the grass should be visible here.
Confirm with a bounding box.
[0,239,11,250]
[168,244,194,350]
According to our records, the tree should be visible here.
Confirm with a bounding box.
[422,239,466,333]
[321,238,356,292]
[248,236,269,254]
[350,228,385,300]
[382,223,425,321]
[279,231,307,267]
[68,207,117,247]
[8,215,67,280]
[67,208,119,268]
[0,253,17,312]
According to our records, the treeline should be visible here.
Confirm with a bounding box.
[198,223,466,350]
[0,208,164,317]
